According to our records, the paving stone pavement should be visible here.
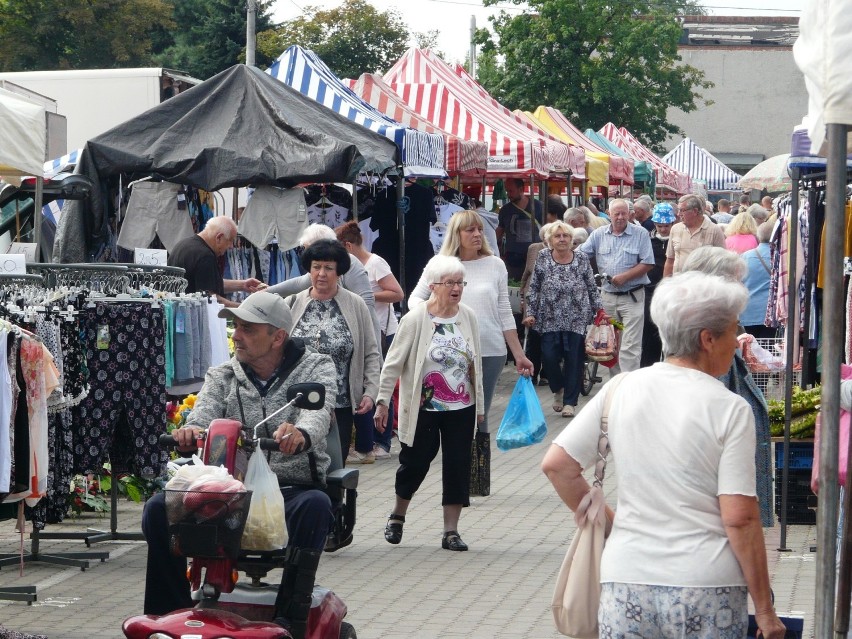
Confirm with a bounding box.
[0,363,817,638]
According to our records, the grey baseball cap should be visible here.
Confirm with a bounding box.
[218,291,293,333]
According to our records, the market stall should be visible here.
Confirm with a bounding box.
[346,72,488,177]
[268,45,446,179]
[525,106,634,187]
[599,122,691,195]
[662,137,741,193]
[54,64,400,263]
[383,48,585,179]
[584,128,656,193]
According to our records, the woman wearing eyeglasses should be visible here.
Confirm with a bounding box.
[375,255,484,551]
[408,210,533,495]
[523,221,602,418]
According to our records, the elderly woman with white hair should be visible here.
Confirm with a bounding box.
[681,245,774,528]
[266,223,381,346]
[520,222,555,387]
[375,254,484,551]
[542,271,786,639]
[523,221,601,417]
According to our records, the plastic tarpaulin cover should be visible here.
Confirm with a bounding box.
[54,64,400,263]
[0,89,46,177]
[794,0,852,154]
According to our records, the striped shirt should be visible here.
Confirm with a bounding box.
[579,223,654,293]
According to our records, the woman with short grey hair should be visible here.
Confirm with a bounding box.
[542,271,785,639]
[681,245,775,528]
[375,254,484,551]
[682,245,747,281]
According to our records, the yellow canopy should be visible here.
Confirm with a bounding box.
[520,109,609,188]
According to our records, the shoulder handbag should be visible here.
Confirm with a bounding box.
[551,373,627,638]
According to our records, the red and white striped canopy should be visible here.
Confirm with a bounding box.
[384,48,585,179]
[599,123,691,194]
[346,73,488,177]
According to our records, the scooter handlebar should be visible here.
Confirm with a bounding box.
[158,433,180,448]
[257,437,281,451]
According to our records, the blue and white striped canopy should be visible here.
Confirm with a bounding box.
[663,138,741,191]
[268,46,446,178]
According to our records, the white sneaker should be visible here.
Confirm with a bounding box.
[373,445,392,460]
[346,450,375,464]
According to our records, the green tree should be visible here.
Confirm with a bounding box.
[261,0,409,79]
[477,0,711,152]
[0,0,174,71]
[152,0,276,80]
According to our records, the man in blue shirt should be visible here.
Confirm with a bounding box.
[580,199,654,374]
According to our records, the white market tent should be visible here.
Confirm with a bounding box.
[662,137,741,192]
[0,88,46,179]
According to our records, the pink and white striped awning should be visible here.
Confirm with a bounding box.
[384,48,585,179]
[599,123,691,194]
[346,73,488,177]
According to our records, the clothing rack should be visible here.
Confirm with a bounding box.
[776,167,852,553]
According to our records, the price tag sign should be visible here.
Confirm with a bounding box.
[0,254,26,274]
[8,242,37,262]
[134,248,168,266]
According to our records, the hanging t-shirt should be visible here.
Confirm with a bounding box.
[431,202,464,255]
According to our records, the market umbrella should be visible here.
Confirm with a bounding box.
[736,153,792,193]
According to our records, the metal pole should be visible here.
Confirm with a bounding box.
[34,176,43,262]
[528,174,536,243]
[779,167,800,552]
[246,0,257,67]
[396,174,406,309]
[351,181,358,218]
[818,122,846,639]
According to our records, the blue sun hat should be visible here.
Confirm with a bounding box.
[651,202,676,224]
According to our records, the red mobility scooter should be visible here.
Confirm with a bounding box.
[123,383,358,639]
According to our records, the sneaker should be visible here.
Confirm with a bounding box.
[372,445,392,460]
[346,450,375,464]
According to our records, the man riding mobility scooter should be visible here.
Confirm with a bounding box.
[123,292,359,639]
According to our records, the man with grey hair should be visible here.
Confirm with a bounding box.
[579,198,654,374]
[746,203,769,225]
[168,215,264,307]
[633,198,655,233]
[664,194,726,277]
[564,207,589,232]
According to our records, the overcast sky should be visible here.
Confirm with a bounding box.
[270,0,803,67]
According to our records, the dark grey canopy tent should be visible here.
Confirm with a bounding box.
[55,64,400,263]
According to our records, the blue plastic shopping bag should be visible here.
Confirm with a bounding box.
[496,376,547,451]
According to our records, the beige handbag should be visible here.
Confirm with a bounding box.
[551,373,626,637]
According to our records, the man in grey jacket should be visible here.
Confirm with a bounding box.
[141,292,337,638]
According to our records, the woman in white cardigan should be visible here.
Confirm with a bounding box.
[375,255,484,551]
[408,210,533,494]
[285,239,382,466]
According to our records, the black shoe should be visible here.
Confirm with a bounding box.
[441,530,468,551]
[385,514,405,544]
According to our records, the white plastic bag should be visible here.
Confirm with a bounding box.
[165,455,232,491]
[241,452,288,550]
